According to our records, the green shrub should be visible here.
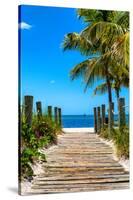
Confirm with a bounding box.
[20,114,61,180]
[100,125,109,139]
[112,127,129,158]
[100,126,129,158]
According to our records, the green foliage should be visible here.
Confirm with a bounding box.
[100,126,129,158]
[111,127,129,158]
[62,9,129,99]
[62,32,93,55]
[100,126,110,139]
[93,82,108,96]
[20,114,61,180]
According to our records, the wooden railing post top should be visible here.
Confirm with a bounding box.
[24,95,33,99]
[24,95,33,127]
[36,101,41,104]
[36,101,42,117]
[102,104,105,108]
[119,97,125,102]
[58,107,61,112]
[24,96,33,105]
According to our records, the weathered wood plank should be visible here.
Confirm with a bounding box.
[32,182,129,190]
[39,171,128,177]
[35,174,129,181]
[29,185,129,194]
[29,132,129,194]
[33,177,129,185]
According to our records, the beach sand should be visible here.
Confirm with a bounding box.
[63,127,94,133]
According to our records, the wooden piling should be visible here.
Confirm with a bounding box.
[118,98,126,128]
[101,104,105,129]
[97,107,101,134]
[58,108,62,127]
[48,106,52,120]
[36,101,42,118]
[54,107,58,124]
[24,95,33,127]
[93,107,97,133]
[108,102,114,135]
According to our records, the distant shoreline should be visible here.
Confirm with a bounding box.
[61,114,129,128]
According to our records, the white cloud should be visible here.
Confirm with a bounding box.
[19,22,32,30]
[50,80,55,84]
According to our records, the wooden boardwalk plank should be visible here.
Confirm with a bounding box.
[29,132,129,194]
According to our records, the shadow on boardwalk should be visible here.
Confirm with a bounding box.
[26,130,129,194]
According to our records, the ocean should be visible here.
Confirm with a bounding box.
[62,115,129,128]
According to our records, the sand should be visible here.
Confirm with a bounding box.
[63,127,94,133]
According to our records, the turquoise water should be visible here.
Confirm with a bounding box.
[62,115,129,128]
[62,115,94,128]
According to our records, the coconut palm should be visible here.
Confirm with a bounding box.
[63,35,113,104]
[78,9,129,78]
[63,10,129,105]
[93,68,129,110]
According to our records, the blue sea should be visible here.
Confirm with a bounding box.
[62,115,129,128]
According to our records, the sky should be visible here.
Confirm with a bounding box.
[19,5,129,115]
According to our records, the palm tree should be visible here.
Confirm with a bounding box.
[78,9,129,88]
[63,10,129,105]
[93,66,129,110]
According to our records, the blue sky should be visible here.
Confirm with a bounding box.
[19,5,129,115]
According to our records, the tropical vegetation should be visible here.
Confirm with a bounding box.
[62,9,129,158]
[20,112,61,180]
[63,9,129,104]
[100,126,129,158]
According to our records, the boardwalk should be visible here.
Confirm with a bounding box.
[29,131,129,194]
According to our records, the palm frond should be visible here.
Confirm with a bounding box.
[111,32,129,68]
[70,57,104,90]
[83,56,111,91]
[70,59,91,80]
[81,21,124,50]
[93,82,108,95]
[62,32,92,55]
[77,9,104,23]
[116,11,129,31]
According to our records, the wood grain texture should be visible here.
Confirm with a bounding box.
[29,132,129,194]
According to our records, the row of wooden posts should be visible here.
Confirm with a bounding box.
[93,97,126,134]
[23,95,62,127]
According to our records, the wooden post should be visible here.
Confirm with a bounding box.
[48,106,52,120]
[58,108,62,127]
[24,95,33,127]
[36,101,42,118]
[108,102,114,135]
[54,107,58,124]
[101,104,105,129]
[93,107,97,133]
[97,107,101,133]
[112,102,114,126]
[118,98,126,128]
